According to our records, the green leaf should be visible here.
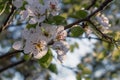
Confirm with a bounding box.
[77,63,85,70]
[69,10,88,19]
[48,63,58,74]
[76,73,82,80]
[53,15,66,25]
[74,42,79,48]
[70,44,75,52]
[70,26,84,37]
[76,10,88,18]
[38,49,53,68]
[47,15,67,25]
[82,67,92,74]
[24,55,31,61]
[26,24,37,29]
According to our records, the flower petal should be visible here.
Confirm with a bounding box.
[12,41,23,50]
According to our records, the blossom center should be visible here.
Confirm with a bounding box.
[50,2,56,10]
[33,41,46,51]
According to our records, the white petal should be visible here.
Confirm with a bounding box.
[57,50,66,63]
[57,25,64,33]
[13,0,23,8]
[21,28,30,40]
[41,23,57,42]
[20,10,29,21]
[33,47,48,59]
[29,18,37,24]
[12,41,23,50]
[52,41,69,53]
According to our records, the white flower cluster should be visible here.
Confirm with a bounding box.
[12,0,68,62]
[13,23,69,63]
[13,0,60,24]
[96,13,111,30]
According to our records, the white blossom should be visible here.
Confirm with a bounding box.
[40,23,57,42]
[96,13,111,29]
[20,2,46,24]
[56,25,67,40]
[52,41,69,62]
[12,0,68,62]
[44,0,60,16]
[53,41,69,53]
[56,50,66,63]
[21,24,57,58]
[12,41,23,50]
[13,0,61,23]
[24,39,48,59]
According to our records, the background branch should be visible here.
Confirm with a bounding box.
[86,0,97,10]
[0,2,16,33]
[65,0,113,29]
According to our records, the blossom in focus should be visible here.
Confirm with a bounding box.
[13,23,69,62]
[55,25,67,41]
[24,38,48,59]
[40,23,57,42]
[12,0,68,62]
[14,25,49,59]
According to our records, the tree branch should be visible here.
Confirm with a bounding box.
[0,2,16,33]
[88,20,119,49]
[87,0,112,19]
[0,59,25,73]
[86,0,97,10]
[88,20,112,42]
[0,50,23,60]
[65,0,113,29]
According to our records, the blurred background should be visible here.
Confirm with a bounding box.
[0,0,120,80]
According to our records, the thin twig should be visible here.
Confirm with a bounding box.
[0,2,16,33]
[86,0,97,10]
[87,0,112,19]
[0,50,23,60]
[88,20,113,42]
[0,59,25,73]
[88,20,119,49]
[0,1,8,15]
[65,0,113,29]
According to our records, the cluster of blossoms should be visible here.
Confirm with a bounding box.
[85,13,111,35]
[96,13,111,30]
[13,23,69,63]
[12,0,69,63]
[13,0,60,24]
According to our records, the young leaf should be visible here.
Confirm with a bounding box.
[48,63,58,74]
[69,10,88,19]
[26,24,37,29]
[76,10,88,19]
[70,26,84,37]
[47,15,67,25]
[24,55,31,61]
[38,49,53,68]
